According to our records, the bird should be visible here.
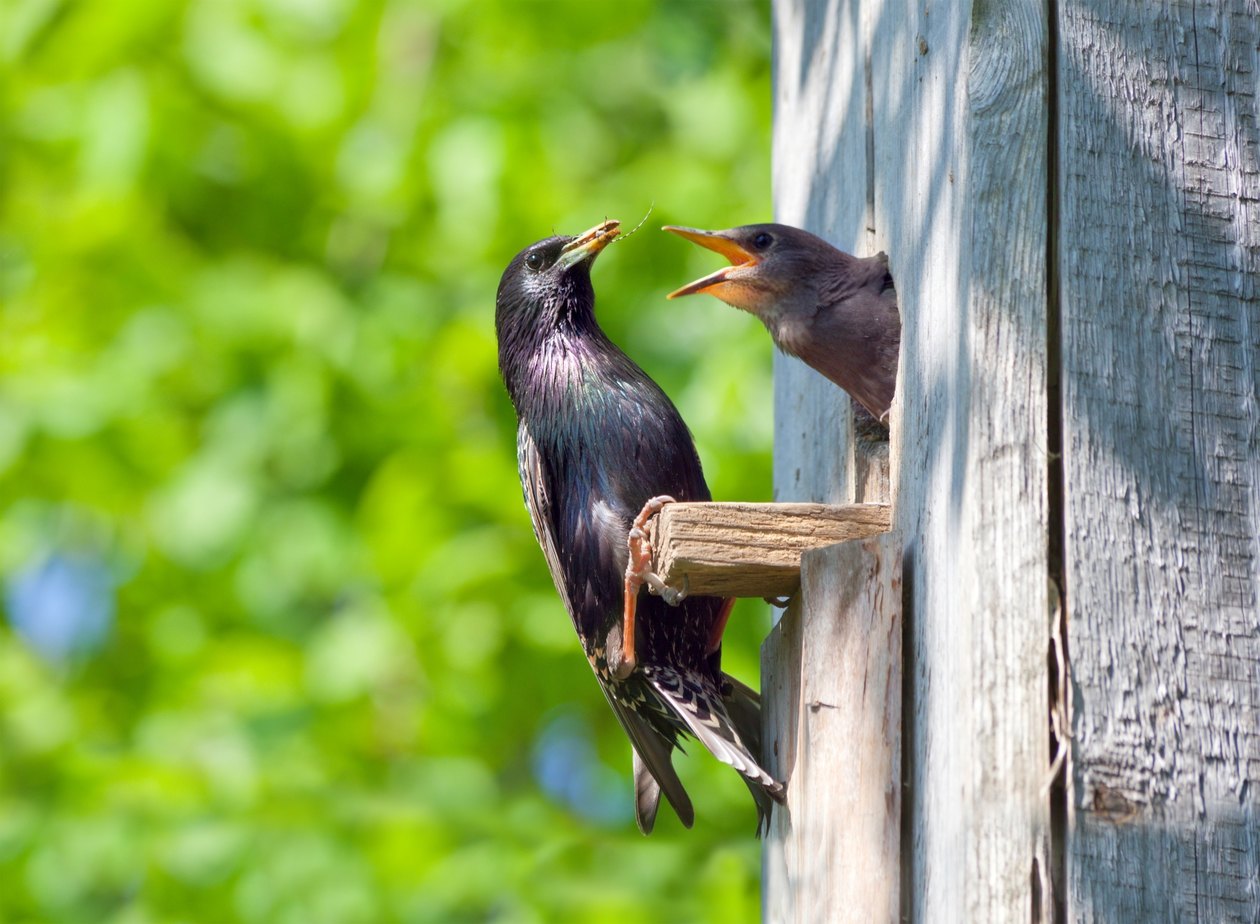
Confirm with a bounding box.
[664,223,901,423]
[495,219,783,834]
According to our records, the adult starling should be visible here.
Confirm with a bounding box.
[664,223,900,422]
[496,219,783,833]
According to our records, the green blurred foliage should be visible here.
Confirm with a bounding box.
[0,0,775,920]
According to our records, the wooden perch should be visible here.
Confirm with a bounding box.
[645,501,891,599]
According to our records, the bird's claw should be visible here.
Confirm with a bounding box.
[764,594,793,609]
[636,554,683,603]
[620,495,679,672]
[659,574,689,607]
[624,495,679,601]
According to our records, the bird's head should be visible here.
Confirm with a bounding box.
[663,223,826,321]
[496,220,621,336]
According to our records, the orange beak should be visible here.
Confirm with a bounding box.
[662,226,759,298]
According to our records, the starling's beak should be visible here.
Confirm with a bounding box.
[662,226,759,298]
[556,219,621,270]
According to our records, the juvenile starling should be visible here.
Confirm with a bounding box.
[665,223,900,422]
[496,220,783,833]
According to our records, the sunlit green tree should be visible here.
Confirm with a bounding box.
[0,2,774,920]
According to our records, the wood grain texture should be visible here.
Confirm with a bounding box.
[762,533,903,924]
[1058,2,1260,920]
[771,0,1053,919]
[770,0,871,509]
[647,502,891,598]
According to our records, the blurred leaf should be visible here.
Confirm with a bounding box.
[0,1,774,919]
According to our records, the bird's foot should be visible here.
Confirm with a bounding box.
[658,578,686,608]
[763,595,793,609]
[620,495,681,675]
[626,495,684,604]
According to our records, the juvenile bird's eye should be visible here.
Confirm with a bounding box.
[524,252,546,271]
[752,232,773,250]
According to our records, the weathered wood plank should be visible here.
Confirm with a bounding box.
[1058,2,1260,919]
[770,0,872,510]
[647,501,891,598]
[762,533,903,924]
[771,0,1052,919]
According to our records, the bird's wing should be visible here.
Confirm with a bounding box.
[591,676,694,831]
[517,422,574,618]
[518,424,628,636]
[520,422,697,831]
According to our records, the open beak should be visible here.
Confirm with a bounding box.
[662,226,758,298]
[556,219,621,270]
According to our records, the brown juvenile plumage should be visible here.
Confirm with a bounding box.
[664,223,901,423]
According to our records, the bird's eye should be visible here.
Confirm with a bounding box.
[752,232,774,250]
[524,252,546,271]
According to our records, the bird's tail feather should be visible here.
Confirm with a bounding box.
[631,748,662,834]
[605,690,694,832]
[643,665,785,821]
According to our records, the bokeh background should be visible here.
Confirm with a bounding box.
[0,1,776,920]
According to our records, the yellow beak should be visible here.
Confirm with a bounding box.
[557,220,621,269]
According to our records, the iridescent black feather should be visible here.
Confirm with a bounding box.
[496,226,783,833]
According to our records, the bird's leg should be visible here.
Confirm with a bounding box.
[705,597,736,656]
[618,495,679,678]
[616,571,639,681]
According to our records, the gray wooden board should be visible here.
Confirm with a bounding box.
[1058,2,1260,919]
[762,534,903,924]
[648,501,891,598]
[771,0,1053,919]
